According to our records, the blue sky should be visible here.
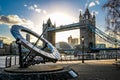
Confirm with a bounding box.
[0,0,107,44]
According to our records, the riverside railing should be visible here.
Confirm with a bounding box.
[0,51,119,68]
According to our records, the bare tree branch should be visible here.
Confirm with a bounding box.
[103,0,120,34]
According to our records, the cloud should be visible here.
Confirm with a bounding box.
[96,0,100,5]
[88,0,100,8]
[78,9,83,12]
[0,15,34,28]
[25,4,47,14]
[34,4,37,8]
[43,10,47,14]
[95,11,99,14]
[24,4,27,7]
[0,36,12,44]
[35,8,41,13]
[28,6,34,10]
[89,2,96,7]
[28,4,41,13]
[0,36,8,40]
[91,11,99,15]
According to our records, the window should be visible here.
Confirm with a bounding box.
[86,15,88,19]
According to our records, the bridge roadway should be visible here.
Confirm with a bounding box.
[47,22,83,32]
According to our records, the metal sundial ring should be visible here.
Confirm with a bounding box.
[11,25,60,68]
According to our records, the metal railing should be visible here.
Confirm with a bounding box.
[0,51,119,68]
[0,56,19,68]
[59,51,120,61]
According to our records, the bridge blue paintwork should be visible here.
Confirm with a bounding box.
[91,48,120,50]
[47,23,83,32]
[61,48,120,51]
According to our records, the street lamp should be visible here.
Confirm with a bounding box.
[81,36,84,63]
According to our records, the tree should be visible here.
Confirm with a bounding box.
[103,0,120,34]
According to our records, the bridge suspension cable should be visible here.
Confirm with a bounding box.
[87,25,120,46]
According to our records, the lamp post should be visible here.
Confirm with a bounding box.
[115,40,117,61]
[81,36,84,63]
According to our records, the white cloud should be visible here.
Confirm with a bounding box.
[89,2,96,7]
[95,11,99,14]
[34,4,37,8]
[0,15,34,28]
[78,9,83,12]
[43,10,47,14]
[88,0,100,8]
[24,4,27,7]
[96,0,100,5]
[25,4,47,14]
[28,6,34,10]
[35,8,41,13]
[91,11,99,16]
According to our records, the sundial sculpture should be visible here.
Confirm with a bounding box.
[3,25,78,80]
[11,25,60,68]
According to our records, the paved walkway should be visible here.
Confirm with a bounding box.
[57,59,120,80]
[0,59,120,80]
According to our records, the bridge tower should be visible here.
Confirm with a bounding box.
[43,18,56,46]
[79,8,96,52]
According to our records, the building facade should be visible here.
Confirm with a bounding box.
[0,44,11,55]
[68,35,78,47]
[26,34,30,42]
[0,40,3,48]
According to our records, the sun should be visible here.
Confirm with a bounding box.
[45,12,79,43]
[46,12,77,26]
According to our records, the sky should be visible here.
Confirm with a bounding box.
[0,0,108,44]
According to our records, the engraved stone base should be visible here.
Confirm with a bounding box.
[5,65,63,73]
[0,65,78,80]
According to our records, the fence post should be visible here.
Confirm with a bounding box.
[5,57,7,68]
[15,56,16,65]
[5,56,11,68]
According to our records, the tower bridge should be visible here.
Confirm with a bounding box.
[43,8,120,53]
[43,8,96,52]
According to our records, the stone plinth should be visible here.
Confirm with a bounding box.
[0,65,78,80]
